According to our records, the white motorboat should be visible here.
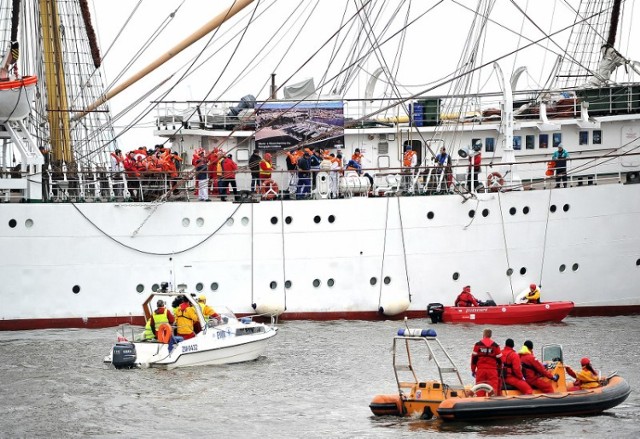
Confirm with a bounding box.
[104,288,278,369]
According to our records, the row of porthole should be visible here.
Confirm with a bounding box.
[451,263,580,281]
[424,204,571,220]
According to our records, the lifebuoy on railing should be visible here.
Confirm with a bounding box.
[156,323,172,344]
[261,179,279,200]
[486,172,504,191]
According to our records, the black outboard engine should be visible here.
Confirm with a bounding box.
[227,94,256,116]
[111,342,137,369]
[427,303,444,324]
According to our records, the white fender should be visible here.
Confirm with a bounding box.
[252,297,285,316]
[379,296,410,316]
[316,171,330,199]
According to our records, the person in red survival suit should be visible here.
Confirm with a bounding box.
[501,338,533,395]
[455,285,479,307]
[471,328,502,396]
[519,340,559,393]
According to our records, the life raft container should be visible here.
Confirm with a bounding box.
[486,172,504,191]
[156,323,173,343]
[261,179,279,200]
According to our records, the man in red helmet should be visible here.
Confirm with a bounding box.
[455,285,479,307]
[525,284,541,304]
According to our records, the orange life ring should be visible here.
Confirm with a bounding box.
[156,323,172,344]
[545,161,556,176]
[261,179,279,200]
[486,172,504,191]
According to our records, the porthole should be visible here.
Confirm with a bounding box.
[152,284,159,292]
[226,218,234,226]
[482,209,489,217]
[136,284,144,293]
[327,278,335,287]
[572,263,579,272]
[25,219,34,228]
[452,272,460,281]
[427,211,435,220]
[285,216,292,224]
[72,285,81,294]
[550,205,557,213]
[520,267,527,275]
[328,215,335,223]
[269,281,277,290]
[285,280,292,289]
[563,204,570,212]
[313,279,321,287]
[506,268,513,276]
[196,282,204,291]
[523,206,530,215]
[196,217,204,227]
[241,217,250,226]
[182,218,190,227]
[637,259,640,266]
[559,264,566,273]
[210,282,219,291]
[468,210,475,218]
[8,219,17,228]
[383,276,391,285]
[270,216,278,225]
[314,215,321,224]
[509,207,516,216]
[370,277,377,286]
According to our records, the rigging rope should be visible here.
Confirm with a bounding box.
[377,195,391,310]
[538,188,554,289]
[279,196,288,311]
[496,192,515,303]
[396,196,412,303]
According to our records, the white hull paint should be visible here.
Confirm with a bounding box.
[3,182,639,328]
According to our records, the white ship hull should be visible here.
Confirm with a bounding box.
[2,181,639,329]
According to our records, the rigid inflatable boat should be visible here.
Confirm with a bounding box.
[427,301,574,325]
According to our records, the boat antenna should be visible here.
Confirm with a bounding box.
[73,0,256,121]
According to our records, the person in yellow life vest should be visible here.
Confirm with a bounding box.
[565,357,602,390]
[525,284,541,304]
[174,296,200,340]
[149,299,175,339]
[197,295,219,319]
[259,152,273,184]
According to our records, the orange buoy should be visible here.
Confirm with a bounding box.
[156,323,172,343]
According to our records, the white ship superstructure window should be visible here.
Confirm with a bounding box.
[553,133,562,148]
[513,136,522,150]
[579,131,589,145]
[593,130,602,144]
[485,137,495,152]
[539,134,549,149]
[526,135,535,150]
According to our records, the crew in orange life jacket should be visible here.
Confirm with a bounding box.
[471,328,502,396]
[519,340,559,393]
[352,148,363,164]
[455,285,479,307]
[259,152,273,183]
[403,144,417,168]
[525,284,541,304]
[501,338,533,395]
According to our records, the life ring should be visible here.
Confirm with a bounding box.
[486,172,504,191]
[470,383,495,396]
[156,323,172,344]
[261,179,279,200]
[545,161,556,176]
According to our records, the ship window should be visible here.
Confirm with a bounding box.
[270,217,278,225]
[152,284,159,292]
[523,206,530,214]
[520,267,527,275]
[593,130,602,145]
[182,218,190,227]
[72,285,81,294]
[539,134,549,149]
[384,276,391,285]
[226,218,234,227]
[526,135,535,150]
[509,207,516,215]
[370,277,377,286]
[482,209,489,217]
[513,136,522,150]
[328,215,335,223]
[485,137,495,152]
[241,217,249,226]
[550,205,557,213]
[559,264,566,273]
[25,219,34,228]
[572,263,579,272]
[452,272,460,281]
[378,142,389,154]
[313,279,321,287]
[468,210,475,218]
[579,131,589,145]
[314,215,321,224]
[327,278,335,287]
[196,283,204,292]
[285,280,292,289]
[196,217,204,227]
[210,282,219,291]
[136,284,144,293]
[506,268,513,276]
[269,281,277,290]
[553,133,562,148]
[563,204,570,212]
[285,216,292,224]
[637,259,640,266]
[427,211,435,220]
[8,219,17,228]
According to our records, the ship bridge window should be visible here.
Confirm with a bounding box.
[539,134,549,149]
[579,131,589,145]
[593,130,602,144]
[513,136,522,150]
[553,133,562,148]
[526,135,535,150]
[485,137,495,152]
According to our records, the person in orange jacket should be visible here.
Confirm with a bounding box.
[220,153,238,202]
[455,285,479,307]
[501,338,533,394]
[471,328,502,396]
[519,340,559,393]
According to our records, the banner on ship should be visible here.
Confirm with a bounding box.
[255,101,344,150]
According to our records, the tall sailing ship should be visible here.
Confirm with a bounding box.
[1,0,639,330]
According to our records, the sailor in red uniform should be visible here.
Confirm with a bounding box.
[519,340,558,393]
[471,328,502,396]
[455,285,479,307]
[501,338,533,395]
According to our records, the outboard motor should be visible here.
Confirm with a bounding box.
[427,303,444,324]
[227,94,256,116]
[111,342,137,369]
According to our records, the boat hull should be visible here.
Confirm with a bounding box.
[440,301,574,324]
[437,376,632,421]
